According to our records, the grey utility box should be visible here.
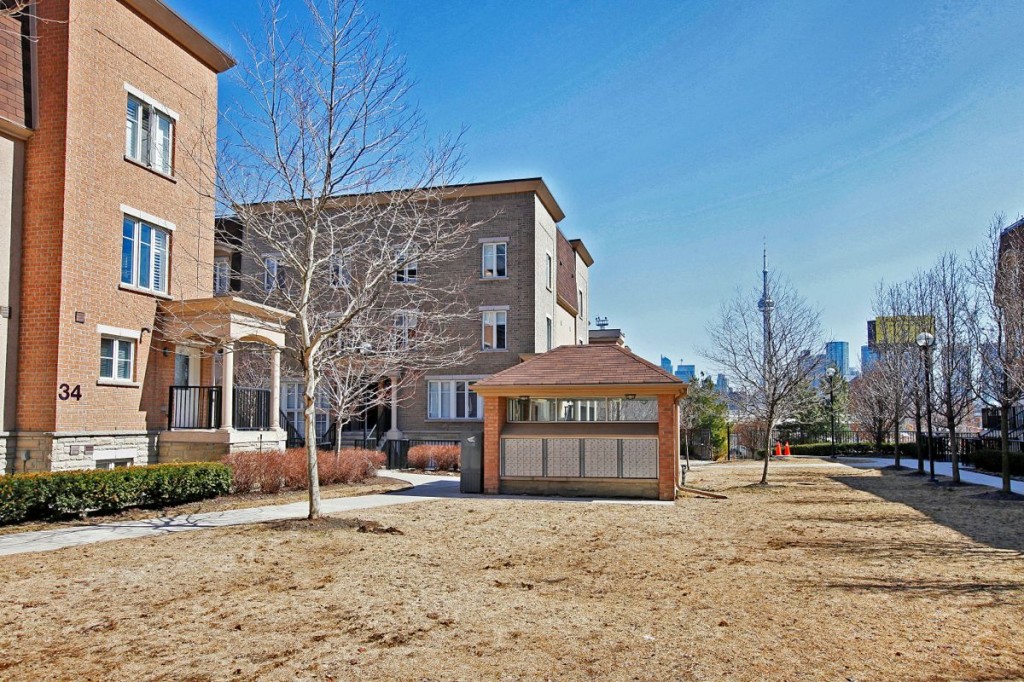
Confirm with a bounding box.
[460,431,484,494]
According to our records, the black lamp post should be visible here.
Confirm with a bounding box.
[916,332,936,482]
[825,366,838,460]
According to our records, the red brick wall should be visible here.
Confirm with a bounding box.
[657,394,679,501]
[0,13,25,126]
[483,395,505,493]
[18,0,220,434]
[16,1,69,431]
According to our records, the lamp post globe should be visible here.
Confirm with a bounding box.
[916,331,937,481]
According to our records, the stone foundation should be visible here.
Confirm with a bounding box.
[1,431,13,475]
[158,428,286,463]
[11,431,159,472]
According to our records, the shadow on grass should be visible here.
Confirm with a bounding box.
[805,576,1024,599]
[831,469,1024,554]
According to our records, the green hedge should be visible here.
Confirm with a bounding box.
[961,449,1024,477]
[0,463,231,526]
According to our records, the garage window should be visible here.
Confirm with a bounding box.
[508,397,657,422]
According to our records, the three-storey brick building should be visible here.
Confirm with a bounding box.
[2,0,294,473]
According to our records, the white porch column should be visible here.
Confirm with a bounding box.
[385,373,403,439]
[221,342,234,429]
[270,347,281,429]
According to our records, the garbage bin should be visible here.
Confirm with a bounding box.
[460,431,484,494]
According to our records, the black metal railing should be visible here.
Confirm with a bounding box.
[168,386,221,430]
[233,387,271,431]
[282,411,304,448]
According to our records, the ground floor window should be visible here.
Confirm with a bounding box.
[427,379,482,420]
[100,337,134,381]
[282,382,331,438]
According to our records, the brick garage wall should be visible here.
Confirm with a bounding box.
[398,192,538,438]
[657,394,679,501]
[46,0,218,435]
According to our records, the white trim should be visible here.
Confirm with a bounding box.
[425,374,489,382]
[96,324,141,340]
[93,448,139,462]
[121,204,176,231]
[478,305,510,312]
[123,83,179,120]
[478,236,510,244]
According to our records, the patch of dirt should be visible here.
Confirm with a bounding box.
[1,462,1023,681]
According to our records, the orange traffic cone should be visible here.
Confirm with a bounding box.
[784,442,792,457]
[774,442,783,457]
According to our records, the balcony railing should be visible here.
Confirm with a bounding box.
[234,387,272,431]
[168,386,221,430]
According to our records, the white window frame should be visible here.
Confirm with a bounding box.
[578,288,585,320]
[262,254,283,292]
[545,315,553,351]
[481,242,507,279]
[393,310,418,348]
[213,256,230,294]
[545,252,553,291]
[99,335,136,382]
[330,251,350,288]
[121,214,170,295]
[427,379,483,421]
[395,249,418,284]
[482,310,508,351]
[124,84,177,176]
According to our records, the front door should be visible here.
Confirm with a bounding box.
[172,347,203,428]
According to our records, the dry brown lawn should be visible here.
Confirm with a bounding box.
[2,460,1023,681]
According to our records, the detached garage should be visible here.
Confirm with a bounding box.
[472,344,686,501]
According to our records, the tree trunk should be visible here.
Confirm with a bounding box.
[1001,402,1011,494]
[893,418,901,468]
[304,367,322,519]
[761,423,772,485]
[683,430,690,472]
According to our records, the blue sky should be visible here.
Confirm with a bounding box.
[169,0,1024,373]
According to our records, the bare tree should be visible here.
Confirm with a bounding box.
[704,273,824,484]
[925,252,978,484]
[970,215,1024,494]
[847,368,895,452]
[209,0,482,517]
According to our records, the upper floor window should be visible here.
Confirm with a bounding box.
[99,336,135,382]
[330,252,350,288]
[482,310,507,350]
[395,249,418,283]
[262,255,284,292]
[125,89,175,176]
[545,253,553,291]
[121,215,169,294]
[482,242,507,278]
[393,310,417,348]
[213,257,230,295]
[578,288,585,320]
[545,316,553,351]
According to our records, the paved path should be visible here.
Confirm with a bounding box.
[0,471,669,557]
[842,456,1024,494]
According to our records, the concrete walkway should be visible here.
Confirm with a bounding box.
[843,456,1024,494]
[0,471,670,557]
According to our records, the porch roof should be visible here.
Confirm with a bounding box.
[159,296,294,348]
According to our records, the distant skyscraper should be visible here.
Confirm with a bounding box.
[715,373,729,394]
[825,341,849,376]
[861,344,879,371]
[674,363,696,383]
[660,356,673,373]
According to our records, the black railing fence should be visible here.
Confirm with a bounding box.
[233,387,271,431]
[168,386,221,430]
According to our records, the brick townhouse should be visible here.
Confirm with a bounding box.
[2,0,294,473]
[217,178,595,446]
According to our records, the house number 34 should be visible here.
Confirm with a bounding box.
[58,384,82,401]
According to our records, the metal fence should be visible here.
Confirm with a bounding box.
[233,387,271,431]
[168,386,221,430]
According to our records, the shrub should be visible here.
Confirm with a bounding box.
[407,444,460,471]
[961,449,1024,477]
[0,463,231,526]
[223,447,382,493]
[786,442,878,457]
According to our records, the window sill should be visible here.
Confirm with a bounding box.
[97,378,141,388]
[425,418,484,423]
[480,276,509,281]
[479,348,509,353]
[118,283,173,300]
[123,156,177,182]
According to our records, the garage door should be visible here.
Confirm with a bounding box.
[501,437,658,479]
